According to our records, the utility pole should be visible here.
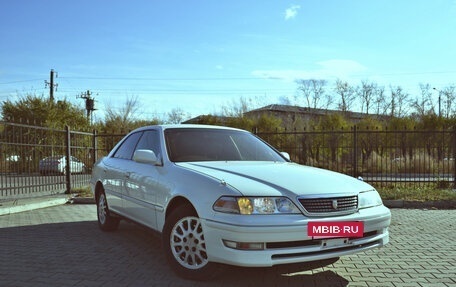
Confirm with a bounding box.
[77,90,96,124]
[45,69,58,102]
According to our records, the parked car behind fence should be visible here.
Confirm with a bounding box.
[39,155,87,175]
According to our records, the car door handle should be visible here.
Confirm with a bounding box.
[125,172,131,179]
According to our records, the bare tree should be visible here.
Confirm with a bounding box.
[104,95,142,131]
[295,79,330,109]
[372,85,387,115]
[357,80,378,114]
[334,79,356,112]
[388,86,409,117]
[411,83,435,117]
[221,97,251,117]
[295,79,312,107]
[166,108,190,124]
[438,85,456,118]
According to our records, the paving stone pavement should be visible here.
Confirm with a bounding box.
[0,204,455,287]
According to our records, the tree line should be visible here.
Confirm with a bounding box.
[1,79,456,134]
[289,79,456,119]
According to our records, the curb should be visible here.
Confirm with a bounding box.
[68,196,95,204]
[0,195,69,216]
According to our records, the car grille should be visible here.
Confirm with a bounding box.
[298,195,358,215]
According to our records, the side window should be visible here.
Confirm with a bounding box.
[135,130,160,156]
[112,132,143,160]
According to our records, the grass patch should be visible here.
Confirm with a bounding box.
[377,187,456,201]
[71,186,92,198]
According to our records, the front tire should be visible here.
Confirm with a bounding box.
[97,190,120,232]
[163,204,219,280]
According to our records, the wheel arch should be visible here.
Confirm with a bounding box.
[165,196,197,220]
[94,181,104,202]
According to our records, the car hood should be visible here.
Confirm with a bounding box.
[176,161,372,197]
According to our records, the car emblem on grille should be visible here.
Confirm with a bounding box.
[332,199,338,210]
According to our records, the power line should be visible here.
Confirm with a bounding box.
[58,88,294,93]
[0,79,44,85]
[57,70,456,81]
[3,70,456,85]
[58,76,275,81]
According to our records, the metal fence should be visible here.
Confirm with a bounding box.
[256,127,456,189]
[1,122,455,200]
[0,121,95,199]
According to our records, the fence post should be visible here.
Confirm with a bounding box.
[353,125,358,178]
[92,129,98,165]
[65,125,72,194]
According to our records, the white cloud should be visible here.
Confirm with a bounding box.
[284,5,300,20]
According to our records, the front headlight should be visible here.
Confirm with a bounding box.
[358,190,383,209]
[213,196,301,215]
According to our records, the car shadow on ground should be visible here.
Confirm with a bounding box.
[0,220,349,287]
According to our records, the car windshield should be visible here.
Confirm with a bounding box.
[165,128,286,163]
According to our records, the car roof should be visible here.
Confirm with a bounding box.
[129,124,247,133]
[45,155,64,159]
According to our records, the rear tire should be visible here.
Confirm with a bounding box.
[163,204,220,280]
[97,189,120,232]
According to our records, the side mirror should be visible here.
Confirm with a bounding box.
[133,149,161,166]
[281,152,291,161]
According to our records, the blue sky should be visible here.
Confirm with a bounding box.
[1,0,456,121]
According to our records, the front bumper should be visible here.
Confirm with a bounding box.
[201,205,390,267]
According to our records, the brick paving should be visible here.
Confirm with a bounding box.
[0,205,455,287]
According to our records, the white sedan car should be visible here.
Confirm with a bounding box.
[90,125,390,280]
[39,155,86,175]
